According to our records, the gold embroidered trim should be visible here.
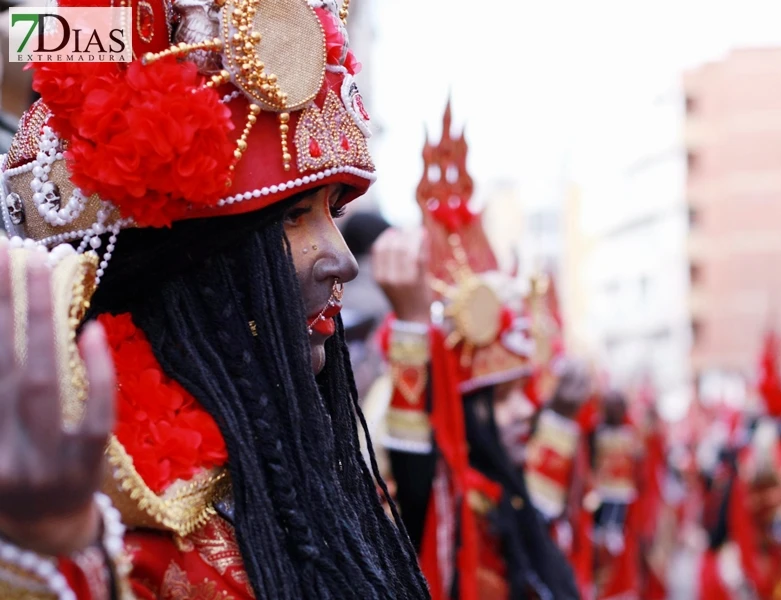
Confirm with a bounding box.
[0,560,55,599]
[187,517,253,596]
[389,329,429,405]
[389,333,429,366]
[104,436,229,537]
[61,252,98,428]
[390,364,427,406]
[160,561,235,600]
[386,407,431,444]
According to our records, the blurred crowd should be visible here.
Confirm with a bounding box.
[341,104,781,599]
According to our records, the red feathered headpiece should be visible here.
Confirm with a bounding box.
[3,0,374,269]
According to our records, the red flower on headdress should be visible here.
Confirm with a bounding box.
[99,313,228,494]
[32,58,235,228]
[315,8,361,75]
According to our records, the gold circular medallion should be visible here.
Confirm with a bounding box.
[220,0,327,111]
[453,279,502,347]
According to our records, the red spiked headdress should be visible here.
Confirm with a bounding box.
[416,101,533,393]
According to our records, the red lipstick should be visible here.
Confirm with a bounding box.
[309,303,341,336]
[307,280,344,337]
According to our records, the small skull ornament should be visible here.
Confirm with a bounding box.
[42,182,62,210]
[5,192,24,225]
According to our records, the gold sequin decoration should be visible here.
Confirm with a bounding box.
[219,0,326,112]
[5,100,49,170]
[294,90,373,174]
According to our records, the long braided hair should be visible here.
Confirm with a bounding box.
[88,198,430,599]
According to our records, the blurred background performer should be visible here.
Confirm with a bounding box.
[523,359,597,599]
[591,389,643,600]
[373,102,579,600]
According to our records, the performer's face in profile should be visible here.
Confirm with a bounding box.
[284,184,359,374]
[493,378,536,465]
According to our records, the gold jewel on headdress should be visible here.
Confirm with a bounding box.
[279,112,291,171]
[141,37,224,64]
[339,0,349,23]
[141,0,327,175]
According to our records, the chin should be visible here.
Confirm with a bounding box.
[310,343,326,374]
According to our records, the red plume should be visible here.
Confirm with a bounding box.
[758,330,781,417]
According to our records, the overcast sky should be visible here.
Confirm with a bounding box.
[367,0,781,226]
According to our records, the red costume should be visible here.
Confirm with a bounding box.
[0,0,395,597]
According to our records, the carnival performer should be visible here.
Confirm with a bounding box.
[591,390,643,600]
[700,330,781,599]
[373,103,578,600]
[523,358,596,600]
[632,386,671,600]
[0,0,431,598]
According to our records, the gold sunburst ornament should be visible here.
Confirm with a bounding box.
[431,234,503,368]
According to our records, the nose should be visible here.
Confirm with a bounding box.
[312,221,359,284]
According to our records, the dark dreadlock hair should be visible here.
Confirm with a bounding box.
[87,197,430,600]
[462,387,580,600]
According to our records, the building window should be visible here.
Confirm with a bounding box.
[690,263,702,285]
[691,318,703,345]
[688,205,699,228]
[685,95,697,114]
[687,151,699,175]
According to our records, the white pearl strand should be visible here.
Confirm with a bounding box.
[30,126,89,227]
[221,90,242,104]
[95,222,122,285]
[0,493,126,600]
[8,218,126,280]
[216,165,376,208]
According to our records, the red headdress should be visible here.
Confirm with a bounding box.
[416,100,533,394]
[2,0,374,282]
[410,102,533,600]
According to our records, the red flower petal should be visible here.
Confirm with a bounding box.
[32,57,235,227]
[98,313,228,494]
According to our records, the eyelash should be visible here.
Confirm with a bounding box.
[284,201,345,225]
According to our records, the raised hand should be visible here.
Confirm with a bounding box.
[372,228,431,324]
[0,241,115,555]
